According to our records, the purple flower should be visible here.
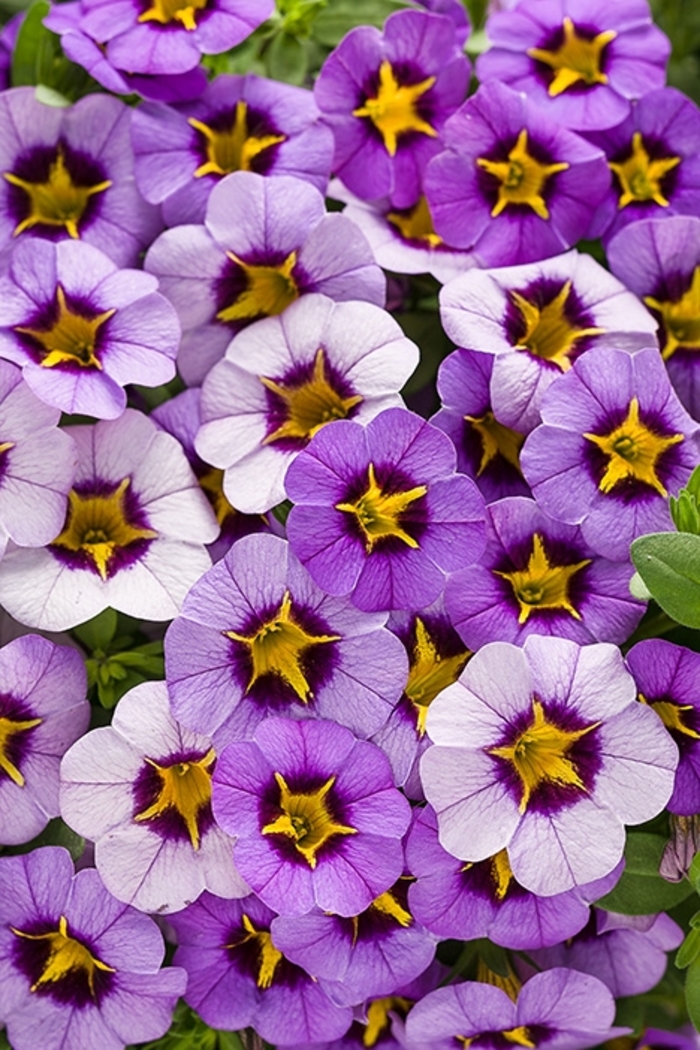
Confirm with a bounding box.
[196,295,419,513]
[476,0,670,132]
[607,216,700,420]
[60,681,248,913]
[421,636,677,896]
[145,170,385,385]
[439,250,658,433]
[0,409,218,630]
[521,347,700,561]
[405,806,621,950]
[285,407,486,613]
[0,847,186,1050]
[0,89,161,268]
[445,497,645,649]
[626,639,700,815]
[168,891,354,1045]
[212,717,411,916]
[314,8,470,208]
[424,82,611,266]
[0,239,179,419]
[0,634,88,846]
[132,73,334,226]
[165,532,408,743]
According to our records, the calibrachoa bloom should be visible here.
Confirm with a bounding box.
[402,969,624,1050]
[168,892,354,1045]
[212,717,411,916]
[521,347,700,561]
[145,170,385,385]
[405,806,622,950]
[607,216,700,421]
[0,89,161,268]
[165,533,408,743]
[59,681,248,913]
[420,636,677,896]
[314,8,470,208]
[476,0,670,132]
[424,82,610,266]
[285,407,486,613]
[626,639,700,815]
[444,496,645,649]
[196,294,420,513]
[0,634,88,846]
[439,250,658,433]
[132,73,334,226]
[0,409,218,630]
[0,358,76,561]
[0,847,186,1050]
[0,239,180,419]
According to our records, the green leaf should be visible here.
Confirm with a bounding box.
[596,832,696,915]
[272,499,292,526]
[265,30,308,84]
[631,531,700,629]
[686,958,700,1030]
[3,817,85,862]
[73,608,118,652]
[11,0,52,87]
[689,851,700,891]
[34,83,72,107]
[677,928,700,970]
[312,0,407,47]
[477,939,510,977]
[216,1034,246,1050]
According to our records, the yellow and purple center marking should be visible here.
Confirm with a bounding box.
[336,464,427,554]
[189,100,286,179]
[494,532,591,624]
[353,60,437,157]
[4,147,111,239]
[477,129,569,220]
[584,397,684,497]
[528,17,617,97]
[262,771,357,868]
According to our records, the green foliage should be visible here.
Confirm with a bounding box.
[131,1003,249,1049]
[687,959,700,1031]
[670,465,700,534]
[272,499,293,526]
[11,0,99,102]
[650,0,700,105]
[596,833,696,915]
[631,532,700,630]
[1,817,84,862]
[74,610,165,709]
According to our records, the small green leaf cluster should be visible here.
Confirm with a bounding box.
[75,609,165,710]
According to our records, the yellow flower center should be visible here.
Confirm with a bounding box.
[15,285,116,370]
[352,60,437,157]
[261,348,363,445]
[460,1028,535,1050]
[138,0,207,30]
[189,101,286,179]
[363,996,412,1047]
[494,532,591,625]
[489,699,599,812]
[336,463,427,554]
[510,281,604,371]
[51,478,157,581]
[4,147,111,239]
[640,692,700,740]
[370,888,413,927]
[528,17,617,97]
[225,913,283,989]
[644,267,700,361]
[405,617,470,737]
[199,466,236,527]
[262,771,357,868]
[584,397,684,497]
[609,132,680,211]
[0,713,42,786]
[490,848,515,901]
[11,915,115,998]
[225,591,339,704]
[477,129,569,220]
[216,251,299,324]
[134,748,216,850]
[386,196,442,248]
[465,410,525,476]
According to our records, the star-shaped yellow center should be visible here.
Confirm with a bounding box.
[405,618,470,737]
[584,397,684,497]
[261,348,363,445]
[494,532,591,625]
[336,463,427,554]
[225,914,283,989]
[353,59,437,157]
[477,129,569,220]
[364,996,412,1047]
[609,132,680,211]
[644,266,700,361]
[0,713,42,786]
[386,196,442,248]
[15,285,115,370]
[134,748,216,851]
[189,100,286,179]
[640,692,700,740]
[11,916,115,998]
[216,250,299,324]
[4,147,111,239]
[528,17,617,97]
[465,410,525,475]
[138,0,207,30]
[510,280,604,371]
[262,772,357,868]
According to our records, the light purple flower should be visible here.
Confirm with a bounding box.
[0,89,161,268]
[314,8,470,208]
[60,680,248,913]
[285,407,486,613]
[421,636,678,896]
[213,717,411,916]
[0,847,186,1050]
[424,82,611,266]
[521,346,700,561]
[0,634,88,846]
[132,73,334,226]
[476,0,670,132]
[0,409,218,630]
[196,294,419,513]
[439,250,658,433]
[145,170,385,385]
[0,239,179,419]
